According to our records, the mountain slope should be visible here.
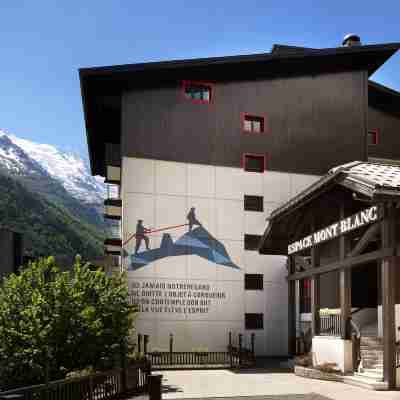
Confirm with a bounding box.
[0,130,106,260]
[0,172,103,260]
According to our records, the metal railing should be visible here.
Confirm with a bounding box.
[106,184,120,200]
[319,313,342,337]
[146,349,253,369]
[0,362,150,400]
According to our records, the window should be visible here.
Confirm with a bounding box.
[182,81,212,103]
[245,313,264,330]
[368,129,379,145]
[300,278,311,314]
[242,114,265,133]
[244,234,262,251]
[242,154,266,173]
[245,274,263,290]
[244,195,264,212]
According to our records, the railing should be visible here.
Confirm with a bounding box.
[0,369,122,400]
[146,349,254,369]
[106,184,120,200]
[125,360,151,392]
[0,362,150,400]
[319,313,342,337]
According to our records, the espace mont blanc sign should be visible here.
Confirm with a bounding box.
[288,205,380,255]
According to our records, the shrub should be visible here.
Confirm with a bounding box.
[314,362,341,374]
[0,256,136,389]
[294,352,313,367]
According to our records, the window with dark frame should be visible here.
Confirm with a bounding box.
[244,234,262,251]
[245,274,263,290]
[244,195,264,212]
[243,154,265,173]
[368,129,379,145]
[182,81,212,103]
[300,278,311,314]
[245,313,264,330]
[243,114,265,133]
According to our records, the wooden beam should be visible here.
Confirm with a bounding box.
[340,203,351,340]
[288,256,296,356]
[347,223,380,258]
[311,244,320,337]
[288,248,394,281]
[381,203,397,389]
[295,256,312,271]
[381,257,396,388]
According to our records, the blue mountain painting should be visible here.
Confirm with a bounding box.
[126,226,240,271]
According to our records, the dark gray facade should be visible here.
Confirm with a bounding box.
[121,71,367,176]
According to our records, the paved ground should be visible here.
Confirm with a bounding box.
[157,369,400,400]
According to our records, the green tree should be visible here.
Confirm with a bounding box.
[0,257,136,389]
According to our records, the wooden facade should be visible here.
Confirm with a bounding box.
[260,163,400,389]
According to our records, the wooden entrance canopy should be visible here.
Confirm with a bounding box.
[258,160,400,389]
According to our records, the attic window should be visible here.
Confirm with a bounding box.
[182,81,212,103]
[368,129,379,145]
[242,114,265,133]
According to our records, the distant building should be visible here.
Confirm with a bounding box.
[0,229,23,279]
[79,35,400,385]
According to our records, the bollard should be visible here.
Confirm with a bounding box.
[169,333,173,365]
[238,333,243,366]
[144,334,149,354]
[138,333,142,353]
[149,374,162,400]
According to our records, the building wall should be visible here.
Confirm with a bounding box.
[121,156,319,355]
[121,70,366,176]
[0,230,23,280]
[368,106,400,161]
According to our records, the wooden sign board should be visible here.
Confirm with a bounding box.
[288,205,380,255]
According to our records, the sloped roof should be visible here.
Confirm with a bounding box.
[259,160,400,255]
[270,161,400,222]
[80,42,400,176]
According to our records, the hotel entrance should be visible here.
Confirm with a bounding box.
[259,161,400,390]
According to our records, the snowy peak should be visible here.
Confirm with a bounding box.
[0,129,105,205]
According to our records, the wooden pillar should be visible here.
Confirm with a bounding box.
[381,203,397,389]
[340,204,351,339]
[288,256,296,355]
[311,246,320,337]
[340,270,351,339]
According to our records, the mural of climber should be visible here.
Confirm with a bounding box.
[124,207,240,271]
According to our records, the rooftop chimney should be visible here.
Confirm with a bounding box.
[342,34,362,47]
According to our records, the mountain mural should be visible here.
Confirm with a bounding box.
[0,129,106,261]
[126,226,240,271]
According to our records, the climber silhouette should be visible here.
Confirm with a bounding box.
[135,219,151,254]
[187,207,202,231]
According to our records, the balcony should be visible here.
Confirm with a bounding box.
[104,221,122,255]
[104,184,121,220]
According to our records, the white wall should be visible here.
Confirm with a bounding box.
[312,337,353,373]
[121,157,320,356]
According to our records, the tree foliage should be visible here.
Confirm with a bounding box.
[0,256,136,389]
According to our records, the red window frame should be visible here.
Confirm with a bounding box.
[242,153,267,173]
[241,113,267,134]
[181,80,213,104]
[368,128,379,145]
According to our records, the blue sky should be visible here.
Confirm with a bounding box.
[1,0,399,160]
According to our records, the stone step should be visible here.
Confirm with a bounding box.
[363,368,383,374]
[343,375,388,391]
[354,371,384,381]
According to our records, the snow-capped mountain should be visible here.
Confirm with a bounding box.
[0,129,105,205]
